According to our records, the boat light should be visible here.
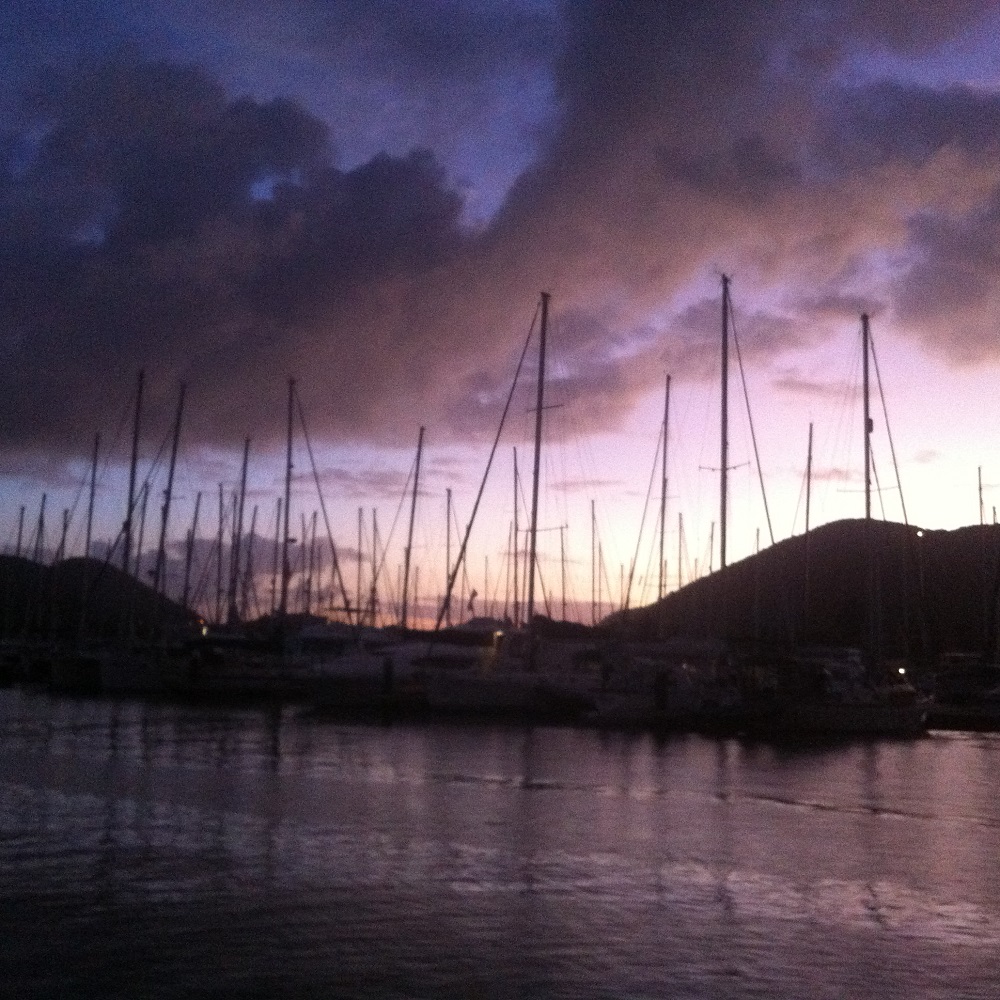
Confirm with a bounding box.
[897,667,906,675]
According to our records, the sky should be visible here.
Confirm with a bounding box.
[4,0,1000,625]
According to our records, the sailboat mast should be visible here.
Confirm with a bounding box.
[306,510,317,616]
[370,508,379,626]
[270,497,281,614]
[805,421,814,613]
[805,422,814,535]
[678,511,683,590]
[182,491,201,612]
[400,426,425,630]
[526,291,549,626]
[659,372,671,600]
[56,509,68,563]
[862,313,872,520]
[84,431,100,561]
[122,370,144,575]
[590,500,597,625]
[227,437,250,624]
[720,276,730,571]
[80,432,102,639]
[560,524,566,621]
[216,484,224,623]
[513,448,519,628]
[356,506,363,625]
[279,378,295,616]
[154,384,186,595]
[15,505,24,558]
[33,494,46,563]
[134,482,149,579]
[242,504,258,619]
[445,488,452,626]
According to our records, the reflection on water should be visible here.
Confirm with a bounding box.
[2,689,1000,998]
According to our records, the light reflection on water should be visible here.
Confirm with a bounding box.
[2,689,1000,998]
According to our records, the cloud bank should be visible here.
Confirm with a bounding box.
[3,0,1000,467]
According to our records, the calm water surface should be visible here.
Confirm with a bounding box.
[1,688,999,998]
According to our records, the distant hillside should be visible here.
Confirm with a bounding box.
[0,555,201,643]
[610,518,1000,661]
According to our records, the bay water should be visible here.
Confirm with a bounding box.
[2,688,998,998]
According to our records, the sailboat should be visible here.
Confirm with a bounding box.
[762,313,931,739]
[585,275,758,732]
[412,293,603,720]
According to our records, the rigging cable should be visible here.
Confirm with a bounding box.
[624,422,663,610]
[432,301,541,632]
[869,335,908,525]
[728,295,775,547]
[295,390,354,625]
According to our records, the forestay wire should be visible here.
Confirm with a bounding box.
[729,295,775,547]
[433,301,541,632]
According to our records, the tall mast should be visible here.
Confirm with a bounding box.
[270,497,281,615]
[154,384,186,595]
[678,511,683,590]
[805,421,814,614]
[181,491,201,612]
[400,425,425,630]
[216,484,224,624]
[33,494,46,563]
[513,448,520,628]
[805,422,814,535]
[306,510,317,615]
[299,513,308,612]
[279,378,295,616]
[356,506,363,625]
[526,291,549,627]
[503,522,512,621]
[80,433,101,640]
[862,313,872,521]
[227,437,250,624]
[590,500,597,625]
[134,482,149,579]
[658,372,671,600]
[861,313,877,666]
[560,524,566,621]
[15,505,24,558]
[56,508,69,563]
[370,508,379,626]
[597,539,603,622]
[85,431,100,561]
[720,276,730,571]
[445,488,452,626]
[242,504,258,619]
[122,370,144,575]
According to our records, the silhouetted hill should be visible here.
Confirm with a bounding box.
[0,555,201,643]
[610,518,1000,661]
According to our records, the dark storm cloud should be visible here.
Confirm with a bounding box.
[810,80,1000,361]
[817,81,1000,172]
[487,0,1000,357]
[0,58,474,457]
[4,0,1000,472]
[236,0,557,86]
[891,192,1000,363]
[658,136,803,203]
